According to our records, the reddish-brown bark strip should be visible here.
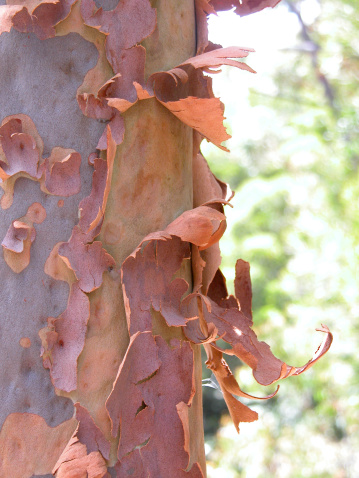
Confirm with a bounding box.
[121,202,332,429]
[106,332,203,477]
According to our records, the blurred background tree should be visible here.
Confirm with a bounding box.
[201,1,359,476]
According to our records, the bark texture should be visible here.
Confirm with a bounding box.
[0,0,332,477]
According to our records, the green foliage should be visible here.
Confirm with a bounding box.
[203,1,359,476]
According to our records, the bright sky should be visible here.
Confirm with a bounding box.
[202,6,301,157]
[205,0,321,128]
[202,4,305,283]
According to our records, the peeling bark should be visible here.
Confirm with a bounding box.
[0,0,332,476]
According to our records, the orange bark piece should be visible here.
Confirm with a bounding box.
[44,241,77,284]
[0,413,76,478]
[159,96,231,151]
[205,346,280,431]
[106,332,203,477]
[19,337,31,348]
[193,153,229,208]
[41,282,90,392]
[26,201,47,224]
[107,47,255,150]
[166,205,226,250]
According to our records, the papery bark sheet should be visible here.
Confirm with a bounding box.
[121,202,332,430]
[106,332,204,477]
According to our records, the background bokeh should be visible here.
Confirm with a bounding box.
[201,1,359,477]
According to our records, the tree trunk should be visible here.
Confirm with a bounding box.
[0,0,206,476]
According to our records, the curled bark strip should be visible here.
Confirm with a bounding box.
[122,201,332,430]
[0,413,76,478]
[165,205,226,249]
[193,151,230,295]
[106,46,255,150]
[2,202,46,273]
[0,115,81,208]
[106,332,203,477]
[121,203,227,336]
[53,403,110,478]
[205,346,259,430]
[176,46,255,73]
[187,290,333,388]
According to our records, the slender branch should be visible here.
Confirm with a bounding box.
[285,0,339,116]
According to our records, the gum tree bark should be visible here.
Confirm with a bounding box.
[0,0,332,477]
